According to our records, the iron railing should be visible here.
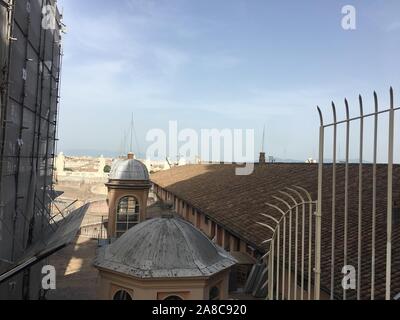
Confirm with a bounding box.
[260,88,398,301]
[317,88,398,300]
[258,186,319,300]
[79,216,107,240]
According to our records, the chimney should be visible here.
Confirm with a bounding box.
[259,152,266,165]
[127,152,134,160]
[260,125,267,165]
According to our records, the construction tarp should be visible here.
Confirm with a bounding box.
[0,204,88,284]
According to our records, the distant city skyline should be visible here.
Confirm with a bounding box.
[57,0,400,162]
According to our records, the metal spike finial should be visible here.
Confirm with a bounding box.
[260,213,280,225]
[262,239,273,245]
[359,95,364,117]
[257,222,276,233]
[331,102,337,123]
[286,187,306,203]
[265,203,286,216]
[279,190,298,207]
[261,252,270,260]
[345,99,350,120]
[293,186,313,202]
[390,87,394,110]
[317,106,324,127]
[374,91,379,113]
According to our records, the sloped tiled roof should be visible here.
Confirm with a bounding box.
[151,164,400,300]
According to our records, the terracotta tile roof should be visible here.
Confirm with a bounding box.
[151,164,400,300]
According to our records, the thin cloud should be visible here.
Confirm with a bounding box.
[386,21,400,32]
[200,54,242,69]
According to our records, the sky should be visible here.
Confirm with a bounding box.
[56,0,400,162]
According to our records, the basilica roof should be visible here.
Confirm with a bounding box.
[151,163,400,300]
[94,217,236,278]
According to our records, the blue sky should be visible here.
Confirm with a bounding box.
[56,0,400,161]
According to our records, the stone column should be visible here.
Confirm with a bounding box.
[56,152,65,175]
[98,155,106,176]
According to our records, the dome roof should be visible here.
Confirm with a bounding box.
[94,218,236,278]
[109,158,149,181]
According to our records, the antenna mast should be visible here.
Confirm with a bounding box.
[130,113,134,153]
[261,124,266,153]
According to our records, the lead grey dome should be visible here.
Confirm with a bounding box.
[109,158,149,181]
[94,218,236,278]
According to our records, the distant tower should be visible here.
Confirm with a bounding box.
[259,125,266,165]
[105,153,151,239]
[56,152,65,174]
[259,152,266,165]
[98,155,106,175]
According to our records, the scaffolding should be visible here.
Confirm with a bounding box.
[0,0,69,299]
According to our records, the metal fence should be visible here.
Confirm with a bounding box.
[258,187,319,300]
[79,216,108,240]
[317,88,398,300]
[260,88,399,301]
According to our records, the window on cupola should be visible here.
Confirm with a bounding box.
[116,196,140,238]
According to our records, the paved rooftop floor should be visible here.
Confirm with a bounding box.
[46,236,99,300]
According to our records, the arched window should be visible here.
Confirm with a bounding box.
[116,196,140,238]
[209,286,220,300]
[113,290,132,300]
[164,295,183,301]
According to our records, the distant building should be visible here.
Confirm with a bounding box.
[306,158,317,164]
[98,156,106,175]
[56,152,66,174]
[55,153,112,182]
